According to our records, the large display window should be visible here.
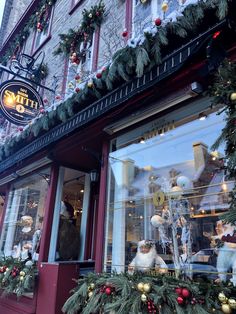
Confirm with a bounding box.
[104,102,235,283]
[0,169,50,262]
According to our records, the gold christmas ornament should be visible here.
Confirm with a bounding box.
[221,303,232,314]
[218,292,227,303]
[88,291,93,298]
[87,81,93,88]
[228,299,236,310]
[90,283,95,290]
[137,282,144,291]
[141,294,147,302]
[143,283,151,293]
[161,2,169,12]
[20,276,24,281]
[230,93,236,101]
[140,0,147,3]
[89,13,93,18]
[19,271,25,276]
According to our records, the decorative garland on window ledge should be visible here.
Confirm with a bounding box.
[62,272,236,314]
[0,0,57,65]
[0,0,234,163]
[54,1,105,62]
[0,258,37,298]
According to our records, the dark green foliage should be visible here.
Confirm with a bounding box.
[62,272,236,314]
[209,60,236,224]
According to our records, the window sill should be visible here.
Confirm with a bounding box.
[32,34,52,56]
[69,0,84,15]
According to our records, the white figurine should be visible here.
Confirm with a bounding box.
[128,240,168,274]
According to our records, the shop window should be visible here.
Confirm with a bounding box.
[48,167,91,262]
[32,7,54,54]
[0,169,50,293]
[104,104,234,282]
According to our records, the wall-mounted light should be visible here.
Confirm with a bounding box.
[90,169,99,183]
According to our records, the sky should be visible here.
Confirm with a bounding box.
[0,0,6,28]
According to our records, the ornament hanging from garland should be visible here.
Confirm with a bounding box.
[36,1,53,32]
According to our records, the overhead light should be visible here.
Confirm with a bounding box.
[15,157,52,176]
[103,83,203,135]
[199,112,207,121]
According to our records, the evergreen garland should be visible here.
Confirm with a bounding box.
[0,0,234,162]
[209,59,236,224]
[0,0,57,65]
[54,1,105,60]
[62,272,236,314]
[0,257,37,298]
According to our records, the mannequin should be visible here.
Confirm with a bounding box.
[56,201,80,260]
[128,240,168,274]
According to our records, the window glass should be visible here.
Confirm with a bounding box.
[0,169,50,262]
[33,8,53,52]
[104,106,234,282]
[133,0,152,35]
[66,40,93,97]
[49,168,91,261]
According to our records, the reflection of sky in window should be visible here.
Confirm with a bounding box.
[110,112,225,170]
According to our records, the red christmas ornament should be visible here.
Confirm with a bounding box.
[43,98,48,104]
[18,127,23,132]
[122,29,128,37]
[181,288,190,298]
[55,95,61,100]
[175,287,182,295]
[11,271,17,277]
[105,287,112,295]
[177,296,185,305]
[75,87,80,93]
[154,18,162,26]
[96,72,102,79]
[40,108,45,114]
[75,75,81,81]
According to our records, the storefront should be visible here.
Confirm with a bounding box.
[0,2,235,313]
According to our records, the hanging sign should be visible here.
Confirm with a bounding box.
[0,80,43,125]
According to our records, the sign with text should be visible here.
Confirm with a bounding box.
[0,80,43,125]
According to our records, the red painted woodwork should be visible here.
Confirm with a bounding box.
[38,164,59,263]
[125,0,133,38]
[0,296,35,314]
[95,141,109,272]
[36,263,79,314]
[92,28,101,72]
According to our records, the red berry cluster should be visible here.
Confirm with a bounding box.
[147,299,157,313]
[11,266,19,278]
[37,22,43,32]
[0,266,7,273]
[100,285,115,296]
[175,287,191,305]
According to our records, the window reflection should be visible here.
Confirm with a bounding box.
[105,110,234,281]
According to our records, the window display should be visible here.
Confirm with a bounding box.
[0,169,50,261]
[104,106,234,282]
[49,167,91,262]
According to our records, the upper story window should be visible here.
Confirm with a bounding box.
[132,0,180,35]
[66,37,94,96]
[32,6,54,54]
